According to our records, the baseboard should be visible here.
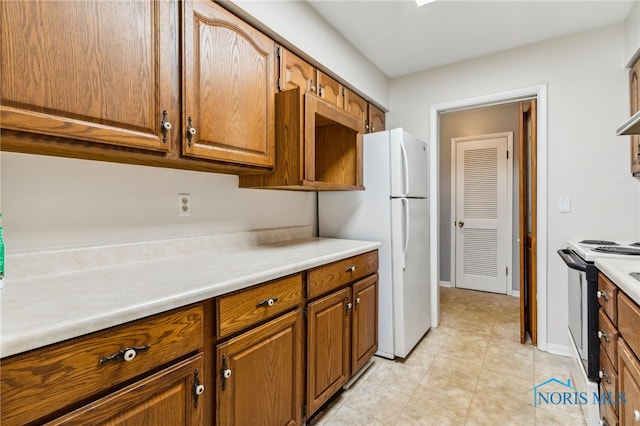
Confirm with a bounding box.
[545,342,571,357]
[511,290,520,297]
[439,281,451,288]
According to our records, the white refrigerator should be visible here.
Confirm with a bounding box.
[318,128,430,358]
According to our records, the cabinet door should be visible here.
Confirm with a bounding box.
[0,0,174,151]
[280,48,315,94]
[630,60,640,175]
[307,287,351,416]
[344,89,368,134]
[183,0,275,167]
[618,339,640,426]
[47,354,204,426]
[316,71,344,109]
[368,103,386,133]
[217,309,303,426]
[352,274,378,374]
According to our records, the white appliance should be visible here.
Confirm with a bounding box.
[318,128,430,358]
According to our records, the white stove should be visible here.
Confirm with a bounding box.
[567,239,640,262]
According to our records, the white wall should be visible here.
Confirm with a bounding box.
[388,24,640,349]
[625,0,640,66]
[0,2,390,252]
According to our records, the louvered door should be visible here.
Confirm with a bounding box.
[454,134,510,294]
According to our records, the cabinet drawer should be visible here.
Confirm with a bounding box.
[618,291,640,361]
[1,304,203,426]
[598,273,618,324]
[217,274,303,338]
[600,344,619,415]
[308,250,378,299]
[599,308,619,368]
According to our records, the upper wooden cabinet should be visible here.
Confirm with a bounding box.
[183,0,276,168]
[317,71,344,109]
[368,103,386,133]
[279,48,316,94]
[344,89,368,134]
[630,60,640,176]
[0,0,174,152]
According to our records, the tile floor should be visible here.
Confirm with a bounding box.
[308,287,587,425]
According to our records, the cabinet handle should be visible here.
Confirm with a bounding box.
[161,110,171,143]
[192,368,204,408]
[256,297,279,308]
[356,297,361,304]
[99,344,150,365]
[599,369,611,384]
[220,354,232,391]
[187,116,196,147]
[345,265,356,273]
[318,84,324,97]
[308,79,316,92]
[634,409,640,422]
[600,418,609,426]
[345,297,352,315]
[597,330,609,343]
[597,290,609,301]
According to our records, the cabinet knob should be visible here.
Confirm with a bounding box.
[345,265,356,273]
[256,297,279,308]
[634,409,640,421]
[356,297,361,304]
[123,349,137,362]
[597,290,609,301]
[599,369,610,384]
[99,344,151,365]
[223,368,232,379]
[195,384,205,395]
[600,419,609,426]
[597,330,609,342]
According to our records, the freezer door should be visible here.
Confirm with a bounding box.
[391,197,431,357]
[389,128,429,198]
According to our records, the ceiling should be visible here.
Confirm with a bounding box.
[307,0,635,78]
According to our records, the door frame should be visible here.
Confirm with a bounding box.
[429,84,548,351]
[449,132,514,295]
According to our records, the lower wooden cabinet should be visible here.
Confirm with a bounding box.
[45,354,205,425]
[307,287,351,415]
[618,339,640,426]
[216,309,304,426]
[352,274,378,374]
[306,272,379,417]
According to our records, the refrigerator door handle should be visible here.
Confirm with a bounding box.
[402,198,410,270]
[400,140,410,197]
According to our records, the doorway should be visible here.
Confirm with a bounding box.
[451,132,513,295]
[429,84,547,350]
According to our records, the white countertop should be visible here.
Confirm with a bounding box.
[0,236,379,358]
[595,258,640,305]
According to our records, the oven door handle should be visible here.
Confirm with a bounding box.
[557,249,587,272]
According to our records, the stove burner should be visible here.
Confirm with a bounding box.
[592,246,640,256]
[579,240,619,246]
[630,242,640,247]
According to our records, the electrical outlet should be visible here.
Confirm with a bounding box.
[178,193,191,217]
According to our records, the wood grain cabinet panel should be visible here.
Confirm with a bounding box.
[368,103,386,133]
[344,89,368,134]
[600,308,619,368]
[44,354,204,426]
[0,0,174,151]
[307,287,351,416]
[279,48,316,94]
[308,250,378,299]
[618,339,640,425]
[316,71,344,109]
[618,292,640,361]
[216,309,304,426]
[217,273,303,338]
[183,0,275,167]
[1,304,203,426]
[599,272,619,324]
[352,274,378,374]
